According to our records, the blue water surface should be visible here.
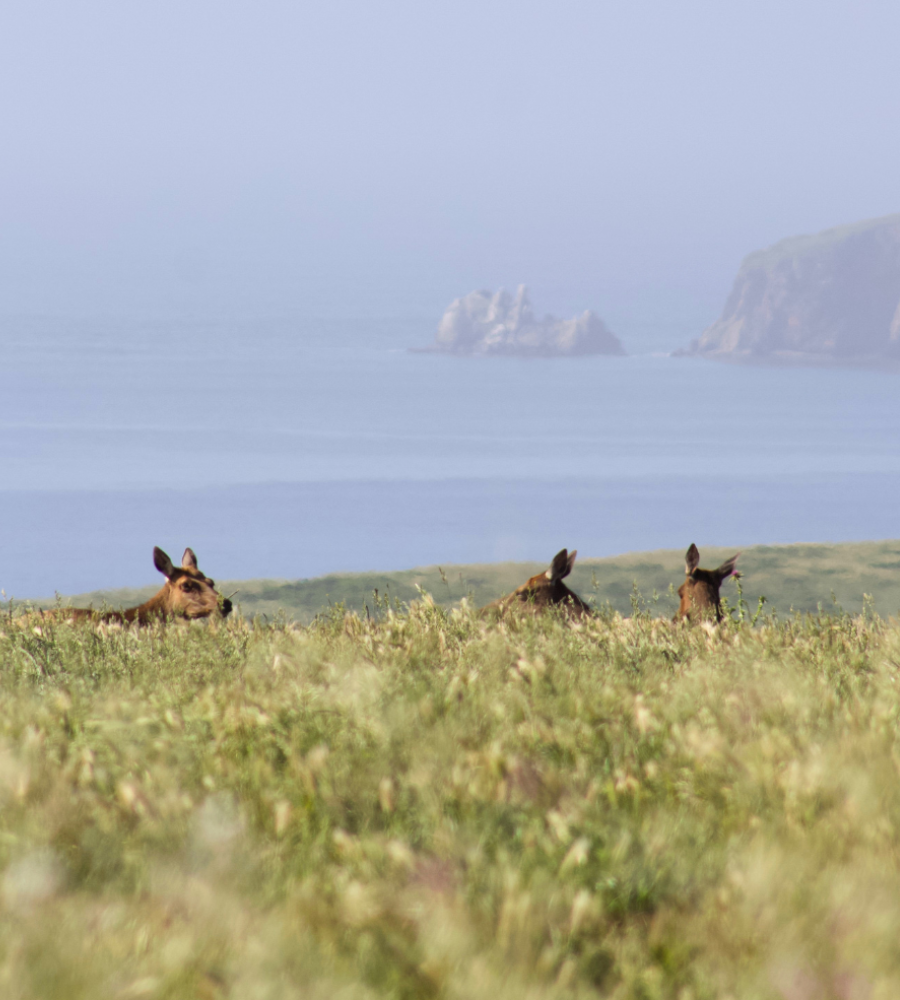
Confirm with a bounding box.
[1,315,898,595]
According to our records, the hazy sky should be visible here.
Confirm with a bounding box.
[2,1,899,334]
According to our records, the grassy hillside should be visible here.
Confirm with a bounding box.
[0,601,899,996]
[743,212,900,272]
[22,539,900,623]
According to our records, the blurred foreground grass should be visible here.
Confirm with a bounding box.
[2,599,900,998]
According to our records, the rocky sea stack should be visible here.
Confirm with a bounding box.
[421,285,625,358]
[684,215,900,367]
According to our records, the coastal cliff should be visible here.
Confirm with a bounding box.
[421,285,625,357]
[684,215,900,367]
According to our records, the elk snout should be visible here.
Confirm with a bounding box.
[221,598,233,617]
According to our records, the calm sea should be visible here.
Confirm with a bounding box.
[2,315,898,596]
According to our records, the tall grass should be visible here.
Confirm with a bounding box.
[0,600,898,998]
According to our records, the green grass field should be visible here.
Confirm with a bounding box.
[1,596,900,997]
[3,541,900,996]
[23,539,900,623]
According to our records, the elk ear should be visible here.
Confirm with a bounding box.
[685,544,700,575]
[182,548,198,571]
[716,554,740,581]
[548,549,570,583]
[565,549,577,578]
[154,546,176,579]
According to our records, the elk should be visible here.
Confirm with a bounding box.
[483,548,592,618]
[49,547,232,625]
[675,544,740,623]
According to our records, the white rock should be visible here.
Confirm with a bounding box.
[429,285,625,357]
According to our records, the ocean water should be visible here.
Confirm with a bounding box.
[2,315,899,596]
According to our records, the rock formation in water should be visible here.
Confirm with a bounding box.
[683,215,900,367]
[422,285,625,357]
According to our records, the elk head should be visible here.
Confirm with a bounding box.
[144,546,233,622]
[675,544,740,623]
[485,548,592,617]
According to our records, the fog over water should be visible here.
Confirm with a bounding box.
[1,3,899,595]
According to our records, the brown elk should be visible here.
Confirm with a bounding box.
[51,547,232,625]
[483,548,592,618]
[675,544,740,623]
